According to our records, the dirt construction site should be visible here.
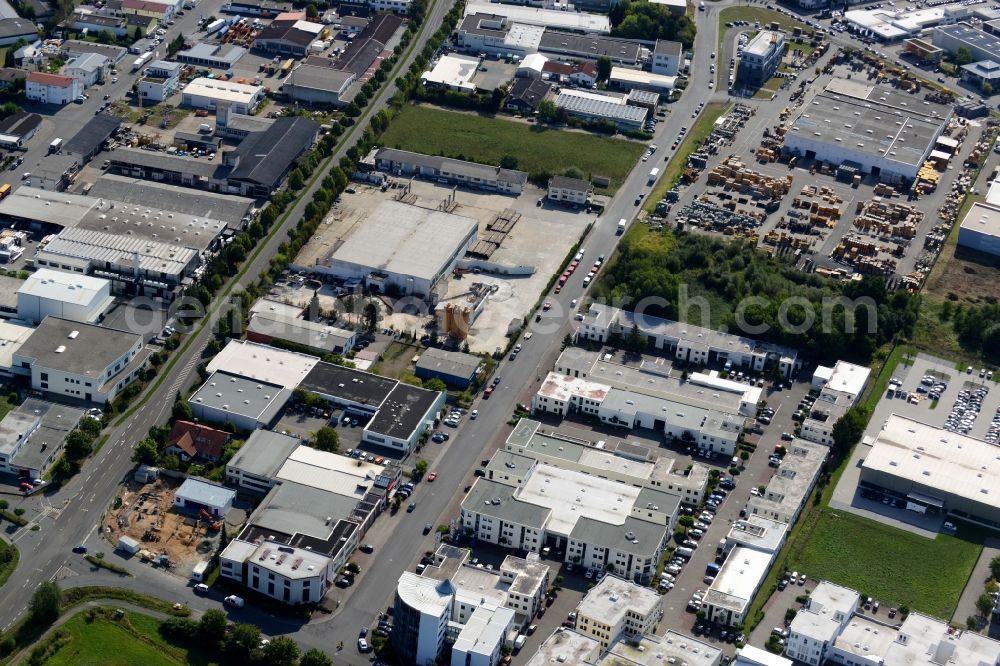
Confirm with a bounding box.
[104,477,221,572]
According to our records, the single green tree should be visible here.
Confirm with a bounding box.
[225,622,260,660]
[29,581,61,625]
[414,459,429,479]
[300,648,333,666]
[172,400,193,421]
[198,609,228,644]
[263,637,300,666]
[596,56,612,82]
[132,438,159,465]
[313,426,340,453]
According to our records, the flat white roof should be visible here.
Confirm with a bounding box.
[705,546,773,614]
[609,67,676,89]
[832,614,897,659]
[275,445,384,497]
[538,372,609,404]
[576,575,660,626]
[453,605,515,657]
[327,199,478,283]
[465,2,611,33]
[206,339,319,389]
[826,360,871,397]
[961,201,1000,239]
[0,321,33,371]
[514,464,638,536]
[736,644,793,666]
[863,414,1000,504]
[647,0,686,7]
[183,77,262,103]
[422,54,480,90]
[17,268,109,305]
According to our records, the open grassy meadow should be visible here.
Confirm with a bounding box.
[379,105,646,193]
[786,508,981,619]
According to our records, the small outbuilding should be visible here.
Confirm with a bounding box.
[173,478,236,518]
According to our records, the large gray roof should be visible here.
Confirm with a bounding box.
[227,429,301,480]
[252,481,360,537]
[569,515,666,557]
[367,383,441,440]
[89,175,255,225]
[228,116,319,189]
[189,371,289,424]
[14,317,139,378]
[462,477,551,529]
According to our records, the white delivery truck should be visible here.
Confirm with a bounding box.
[617,218,627,235]
[191,560,210,582]
[648,167,660,183]
[48,137,63,153]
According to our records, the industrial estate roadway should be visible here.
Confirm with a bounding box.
[0,1,949,663]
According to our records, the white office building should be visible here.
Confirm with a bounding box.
[785,579,1000,666]
[745,438,827,524]
[801,361,870,447]
[574,575,662,648]
[181,78,265,115]
[651,39,682,76]
[785,582,860,666]
[461,462,678,584]
[11,316,146,404]
[701,546,774,627]
[578,304,799,378]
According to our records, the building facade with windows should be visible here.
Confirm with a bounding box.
[11,317,146,404]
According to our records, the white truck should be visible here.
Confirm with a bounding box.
[48,137,63,154]
[132,51,153,72]
[617,218,627,235]
[648,167,660,183]
[191,560,209,582]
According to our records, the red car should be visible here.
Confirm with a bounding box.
[427,472,438,482]
[484,386,494,398]
[554,285,562,294]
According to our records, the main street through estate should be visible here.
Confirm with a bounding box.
[0,0,724,642]
[0,0,991,663]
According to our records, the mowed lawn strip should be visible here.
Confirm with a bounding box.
[379,105,646,193]
[44,610,220,666]
[786,508,981,620]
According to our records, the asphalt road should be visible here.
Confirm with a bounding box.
[0,3,219,190]
[0,0,781,661]
[0,0,454,635]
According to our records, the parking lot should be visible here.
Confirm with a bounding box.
[831,352,1000,534]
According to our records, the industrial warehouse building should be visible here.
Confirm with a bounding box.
[860,415,1000,527]
[414,347,481,388]
[958,201,1000,257]
[314,199,480,299]
[933,22,1000,63]
[373,148,528,193]
[181,78,265,115]
[783,78,952,183]
[16,269,114,325]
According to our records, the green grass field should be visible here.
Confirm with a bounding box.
[644,102,729,210]
[43,609,218,666]
[380,105,647,193]
[786,509,982,619]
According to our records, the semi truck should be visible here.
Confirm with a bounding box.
[132,51,153,72]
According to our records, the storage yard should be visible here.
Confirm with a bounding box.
[104,477,230,573]
[648,48,999,292]
[292,178,592,352]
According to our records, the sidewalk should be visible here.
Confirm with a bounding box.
[952,537,1000,628]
